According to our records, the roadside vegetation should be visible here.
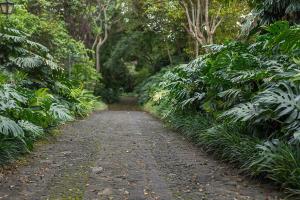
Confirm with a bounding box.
[1,0,300,198]
[0,2,103,164]
[137,1,300,198]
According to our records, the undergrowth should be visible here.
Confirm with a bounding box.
[138,21,300,198]
[0,27,106,165]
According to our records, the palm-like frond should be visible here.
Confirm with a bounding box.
[181,92,206,108]
[1,33,26,43]
[265,21,300,55]
[18,120,43,137]
[222,81,300,137]
[229,70,268,83]
[12,57,44,69]
[49,103,74,122]
[248,139,300,190]
[221,102,260,122]
[0,116,24,138]
[256,82,300,123]
[45,59,59,70]
[1,28,60,74]
[218,89,244,108]
[29,88,53,107]
[259,0,300,25]
[0,100,19,112]
[0,85,27,112]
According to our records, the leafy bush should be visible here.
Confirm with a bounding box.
[138,21,300,197]
[97,87,121,104]
[0,24,103,164]
[248,140,300,192]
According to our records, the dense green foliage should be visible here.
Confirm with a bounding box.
[138,21,300,197]
[94,0,248,101]
[1,0,300,197]
[256,0,300,24]
[241,0,300,37]
[0,3,103,164]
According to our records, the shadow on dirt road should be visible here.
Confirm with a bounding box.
[108,96,141,111]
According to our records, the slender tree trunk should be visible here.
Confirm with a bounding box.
[96,38,102,72]
[91,36,98,59]
[167,47,173,65]
[195,41,199,57]
[166,42,173,65]
[94,0,110,73]
[208,34,213,44]
[181,0,222,57]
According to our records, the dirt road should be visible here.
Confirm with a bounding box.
[0,101,281,200]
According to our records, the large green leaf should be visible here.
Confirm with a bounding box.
[256,82,300,123]
[18,120,44,137]
[0,116,24,138]
[49,103,74,122]
[221,102,260,122]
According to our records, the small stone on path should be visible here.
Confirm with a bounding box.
[99,188,113,196]
[91,167,104,174]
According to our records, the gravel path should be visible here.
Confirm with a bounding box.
[0,103,281,199]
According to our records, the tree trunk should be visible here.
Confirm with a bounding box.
[207,32,214,44]
[166,43,173,65]
[195,41,199,57]
[91,36,98,59]
[181,0,222,57]
[96,39,102,72]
